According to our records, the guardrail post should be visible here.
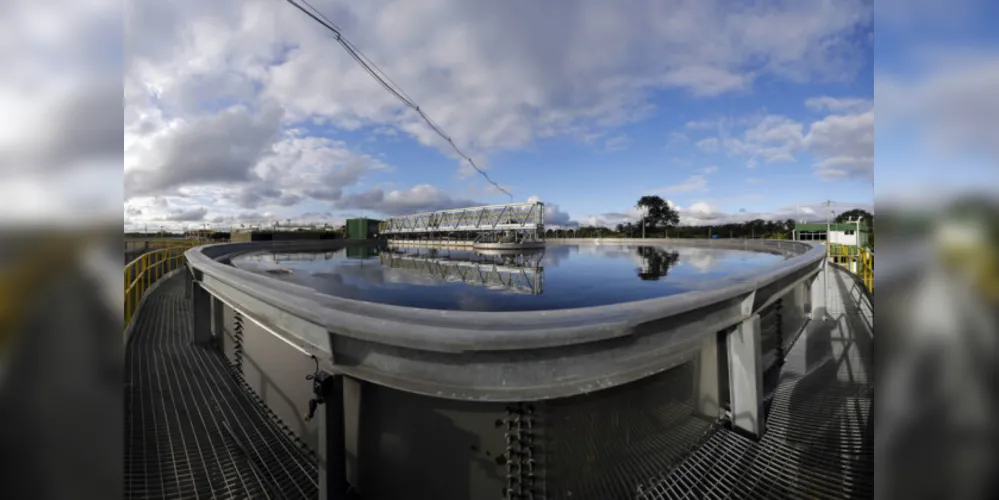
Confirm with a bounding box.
[191,278,213,344]
[210,296,224,338]
[695,337,722,420]
[727,314,766,438]
[809,260,827,320]
[319,374,348,499]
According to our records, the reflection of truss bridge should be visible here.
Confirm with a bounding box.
[379,249,544,294]
[379,202,545,237]
[245,251,343,263]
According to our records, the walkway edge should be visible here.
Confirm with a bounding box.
[123,268,184,346]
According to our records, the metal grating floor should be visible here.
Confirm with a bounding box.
[638,267,874,500]
[125,273,319,499]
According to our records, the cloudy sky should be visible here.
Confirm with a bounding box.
[118,0,882,230]
[113,0,999,232]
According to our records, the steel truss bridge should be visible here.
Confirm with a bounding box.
[379,248,544,294]
[379,201,544,236]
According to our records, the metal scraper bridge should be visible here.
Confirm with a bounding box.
[379,201,545,248]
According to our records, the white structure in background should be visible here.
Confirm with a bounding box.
[794,219,872,247]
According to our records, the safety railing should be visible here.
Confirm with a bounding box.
[827,243,874,293]
[125,237,219,251]
[124,240,222,331]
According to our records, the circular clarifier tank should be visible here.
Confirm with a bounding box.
[230,243,789,312]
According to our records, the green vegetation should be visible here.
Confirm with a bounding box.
[545,195,878,243]
[636,195,680,234]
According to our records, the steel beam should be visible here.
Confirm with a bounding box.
[380,201,544,235]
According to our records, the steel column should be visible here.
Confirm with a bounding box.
[191,279,213,344]
[694,337,722,420]
[319,374,349,499]
[727,314,766,438]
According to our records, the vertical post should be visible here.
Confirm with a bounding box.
[210,296,224,338]
[727,314,766,438]
[319,374,348,499]
[191,275,213,344]
[694,337,721,420]
[810,262,827,321]
[855,217,862,275]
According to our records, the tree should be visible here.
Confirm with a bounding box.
[835,209,874,228]
[637,248,680,281]
[637,195,680,233]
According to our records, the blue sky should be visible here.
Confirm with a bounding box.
[874,0,999,204]
[123,0,882,230]
[303,71,877,220]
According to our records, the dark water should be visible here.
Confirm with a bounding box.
[231,244,786,311]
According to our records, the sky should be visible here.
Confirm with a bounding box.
[5,0,996,232]
[874,0,999,206]
[116,0,879,231]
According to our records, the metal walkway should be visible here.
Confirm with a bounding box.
[639,266,874,499]
[124,273,318,499]
[124,265,872,499]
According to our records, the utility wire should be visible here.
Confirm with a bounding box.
[286,0,514,200]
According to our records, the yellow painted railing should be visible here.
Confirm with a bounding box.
[827,243,874,293]
[124,238,225,330]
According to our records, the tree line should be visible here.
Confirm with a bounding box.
[547,195,874,241]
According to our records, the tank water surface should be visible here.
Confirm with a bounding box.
[231,244,786,311]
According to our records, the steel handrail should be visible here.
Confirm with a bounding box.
[124,239,228,332]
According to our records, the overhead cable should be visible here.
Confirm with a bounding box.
[285,0,514,200]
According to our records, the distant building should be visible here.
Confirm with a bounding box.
[794,221,871,247]
[346,218,382,239]
[229,229,337,242]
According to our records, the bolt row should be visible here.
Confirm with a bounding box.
[232,312,245,373]
[504,403,540,499]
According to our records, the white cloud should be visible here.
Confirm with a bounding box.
[688,201,717,215]
[121,0,872,220]
[659,175,709,193]
[602,134,630,152]
[163,207,209,222]
[877,54,999,161]
[805,96,873,113]
[333,183,482,215]
[526,195,577,226]
[699,165,718,174]
[666,132,689,148]
[803,111,875,180]
[0,0,878,231]
[696,137,719,152]
[709,107,873,180]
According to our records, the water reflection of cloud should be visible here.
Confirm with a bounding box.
[328,262,440,287]
[681,251,718,273]
[541,244,573,266]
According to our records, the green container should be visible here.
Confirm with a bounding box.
[346,218,382,239]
